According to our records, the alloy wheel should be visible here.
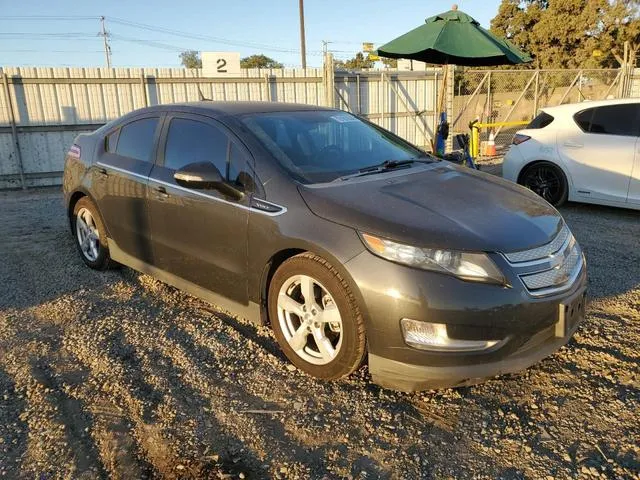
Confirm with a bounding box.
[277,274,343,365]
[523,165,564,205]
[75,207,100,262]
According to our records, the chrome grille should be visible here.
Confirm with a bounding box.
[504,224,570,263]
[501,225,584,297]
[520,244,582,291]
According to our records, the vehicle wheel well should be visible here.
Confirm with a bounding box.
[67,191,87,227]
[260,248,307,325]
[517,160,565,184]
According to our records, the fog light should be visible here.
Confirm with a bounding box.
[400,318,503,352]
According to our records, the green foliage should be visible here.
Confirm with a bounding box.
[179,50,202,69]
[490,0,640,68]
[240,54,283,69]
[334,52,374,70]
[381,57,398,68]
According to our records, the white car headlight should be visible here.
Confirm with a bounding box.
[360,232,505,284]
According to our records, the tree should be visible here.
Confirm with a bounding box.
[240,54,283,69]
[179,50,202,69]
[490,0,640,68]
[381,57,398,68]
[334,52,374,69]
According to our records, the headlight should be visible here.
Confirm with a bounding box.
[360,232,505,284]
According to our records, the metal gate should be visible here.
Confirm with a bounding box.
[452,69,624,157]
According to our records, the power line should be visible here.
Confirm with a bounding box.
[0,49,105,53]
[107,16,309,54]
[0,32,98,37]
[0,15,100,20]
[110,34,191,52]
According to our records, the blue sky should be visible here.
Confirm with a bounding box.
[0,0,502,68]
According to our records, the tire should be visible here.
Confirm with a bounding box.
[72,197,115,270]
[268,253,366,380]
[520,162,568,207]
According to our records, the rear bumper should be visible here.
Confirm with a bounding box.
[502,146,525,182]
[369,308,584,391]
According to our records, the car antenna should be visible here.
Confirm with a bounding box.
[197,85,212,102]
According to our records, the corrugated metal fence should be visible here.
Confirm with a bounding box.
[2,64,639,189]
[0,65,439,189]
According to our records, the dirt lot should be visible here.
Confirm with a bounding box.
[0,187,638,480]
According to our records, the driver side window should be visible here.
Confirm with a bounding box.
[164,118,228,174]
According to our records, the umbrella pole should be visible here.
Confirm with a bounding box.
[433,62,448,155]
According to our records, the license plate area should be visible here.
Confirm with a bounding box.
[555,289,587,338]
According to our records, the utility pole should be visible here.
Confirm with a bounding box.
[298,0,307,69]
[100,16,112,68]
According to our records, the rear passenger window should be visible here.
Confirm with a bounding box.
[105,130,118,152]
[164,118,228,174]
[589,104,639,136]
[574,108,594,132]
[116,118,158,162]
[527,111,554,129]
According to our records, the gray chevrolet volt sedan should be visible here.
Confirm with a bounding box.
[63,102,587,391]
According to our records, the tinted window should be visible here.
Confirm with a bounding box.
[241,110,427,183]
[574,108,594,132]
[116,118,158,162]
[164,118,228,174]
[589,104,639,136]
[105,130,118,152]
[228,142,246,184]
[527,111,554,129]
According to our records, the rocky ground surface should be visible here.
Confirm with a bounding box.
[0,186,638,479]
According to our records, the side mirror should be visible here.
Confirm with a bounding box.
[174,162,243,200]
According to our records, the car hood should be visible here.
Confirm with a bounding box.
[298,162,563,253]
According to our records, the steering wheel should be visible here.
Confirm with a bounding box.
[311,145,343,166]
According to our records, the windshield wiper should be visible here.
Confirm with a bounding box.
[335,157,433,181]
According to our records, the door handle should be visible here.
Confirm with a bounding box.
[152,185,170,200]
[563,141,583,149]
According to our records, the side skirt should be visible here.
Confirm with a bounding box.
[108,238,263,325]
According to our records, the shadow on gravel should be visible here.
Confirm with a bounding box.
[195,305,288,363]
[0,368,28,477]
[163,324,392,478]
[29,358,108,479]
[105,330,165,424]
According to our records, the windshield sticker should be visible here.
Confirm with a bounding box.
[331,113,358,123]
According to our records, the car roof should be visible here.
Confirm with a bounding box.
[132,101,334,117]
[542,97,640,116]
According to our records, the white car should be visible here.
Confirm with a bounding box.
[503,98,640,210]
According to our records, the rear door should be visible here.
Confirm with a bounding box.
[557,103,639,203]
[628,145,640,205]
[93,114,162,263]
[147,113,254,303]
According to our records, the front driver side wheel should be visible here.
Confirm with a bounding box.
[268,253,366,380]
[520,162,568,207]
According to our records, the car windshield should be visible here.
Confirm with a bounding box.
[240,110,432,183]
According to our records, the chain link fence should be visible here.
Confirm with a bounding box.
[452,69,623,160]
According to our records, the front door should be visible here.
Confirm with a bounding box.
[558,103,639,204]
[92,115,162,264]
[147,113,253,304]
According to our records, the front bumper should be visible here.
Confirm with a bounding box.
[344,249,587,391]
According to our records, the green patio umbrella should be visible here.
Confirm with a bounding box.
[376,5,532,67]
[376,5,532,155]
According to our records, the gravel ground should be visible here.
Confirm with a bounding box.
[0,186,638,479]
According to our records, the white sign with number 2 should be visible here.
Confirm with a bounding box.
[202,52,241,77]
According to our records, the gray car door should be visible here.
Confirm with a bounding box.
[93,114,163,264]
[146,113,253,304]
